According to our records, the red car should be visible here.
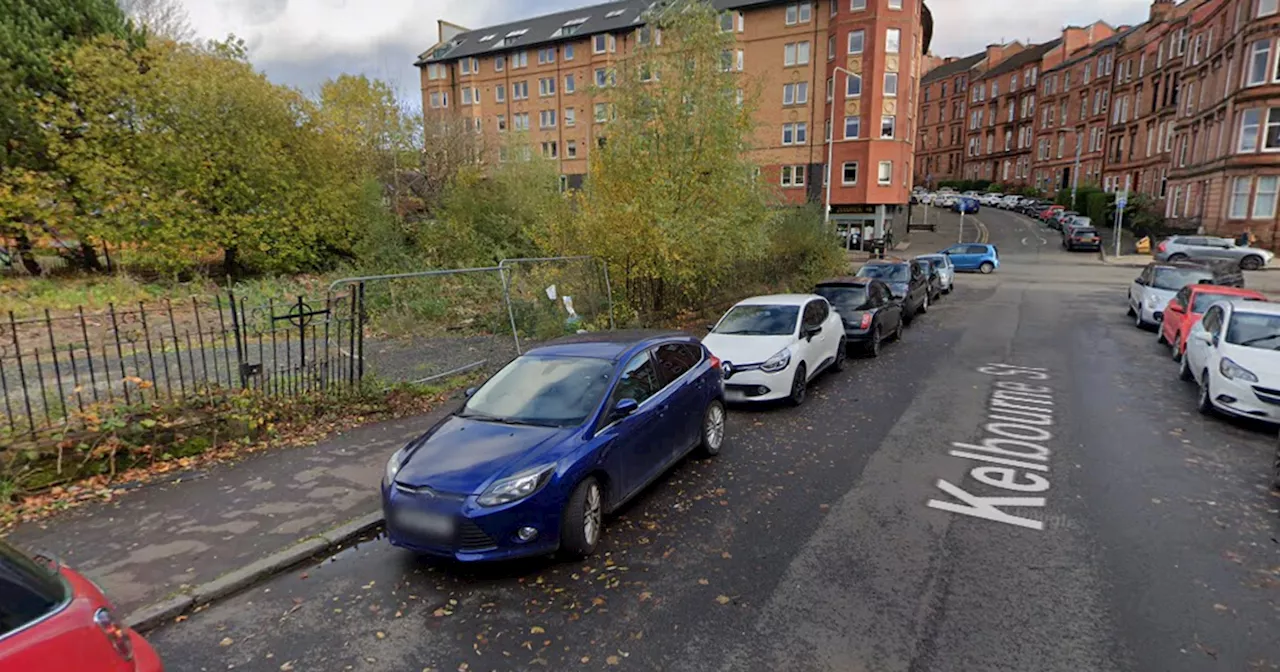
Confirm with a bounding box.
[1160,284,1267,358]
[1037,204,1065,221]
[0,540,163,672]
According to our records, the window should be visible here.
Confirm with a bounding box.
[538,48,555,64]
[841,162,859,184]
[461,87,475,105]
[784,42,810,66]
[888,0,902,8]
[846,73,862,97]
[429,91,445,108]
[828,35,835,60]
[782,122,808,145]
[593,34,613,54]
[513,112,529,131]
[541,141,558,159]
[844,115,861,138]
[512,51,528,69]
[594,103,608,122]
[595,68,608,87]
[848,30,865,54]
[1268,108,1280,151]
[881,115,896,139]
[1230,177,1252,218]
[886,28,901,54]
[785,2,811,25]
[1238,109,1262,153]
[566,140,578,158]
[565,74,576,94]
[781,165,806,187]
[851,0,866,9]
[539,77,555,97]
[459,57,478,75]
[513,81,529,100]
[496,114,506,132]
[783,82,809,105]
[495,84,506,102]
[539,109,557,128]
[564,107,576,127]
[885,72,898,97]
[1248,41,1271,86]
[565,44,575,61]
[877,161,892,185]
[720,12,734,32]
[1255,176,1279,218]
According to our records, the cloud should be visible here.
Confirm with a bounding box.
[180,0,1160,106]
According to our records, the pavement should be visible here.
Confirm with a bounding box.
[9,206,1280,671]
[4,403,458,629]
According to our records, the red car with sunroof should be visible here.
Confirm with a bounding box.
[1160,284,1268,359]
[0,540,163,672]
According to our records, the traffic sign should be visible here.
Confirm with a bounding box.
[1116,190,1128,211]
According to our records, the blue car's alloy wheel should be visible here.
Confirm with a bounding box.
[561,478,602,559]
[699,400,725,457]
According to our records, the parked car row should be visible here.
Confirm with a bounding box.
[1126,260,1280,486]
[378,243,1001,566]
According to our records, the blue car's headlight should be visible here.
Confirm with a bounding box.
[477,464,556,507]
[385,447,405,485]
[760,348,792,373]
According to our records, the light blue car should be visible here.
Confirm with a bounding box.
[940,244,999,274]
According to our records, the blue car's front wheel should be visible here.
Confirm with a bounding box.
[698,400,726,457]
[561,477,603,559]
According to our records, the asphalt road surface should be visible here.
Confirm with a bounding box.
[149,207,1280,671]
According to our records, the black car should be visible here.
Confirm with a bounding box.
[814,277,905,357]
[856,259,930,324]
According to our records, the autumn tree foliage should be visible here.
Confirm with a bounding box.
[536,0,839,314]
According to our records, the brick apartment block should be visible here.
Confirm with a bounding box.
[417,0,934,231]
[917,0,1280,246]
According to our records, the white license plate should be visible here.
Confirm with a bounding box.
[395,508,456,539]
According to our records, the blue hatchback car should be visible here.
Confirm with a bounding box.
[382,330,725,562]
[952,196,980,214]
[940,243,1000,273]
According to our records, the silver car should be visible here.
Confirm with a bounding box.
[1154,235,1274,270]
[1127,262,1216,328]
[915,254,955,294]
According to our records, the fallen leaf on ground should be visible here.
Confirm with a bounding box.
[376,631,386,639]
[697,578,709,585]
[219,637,233,647]
[279,663,294,671]
[530,626,545,634]
[607,655,620,665]
[715,595,731,605]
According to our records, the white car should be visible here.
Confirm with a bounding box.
[1181,299,1280,423]
[702,295,846,406]
[1127,262,1218,329]
[999,195,1021,209]
[980,194,1003,207]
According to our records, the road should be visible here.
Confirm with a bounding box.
[148,207,1280,672]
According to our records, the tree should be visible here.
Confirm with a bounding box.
[537,0,773,314]
[117,0,194,42]
[0,0,132,273]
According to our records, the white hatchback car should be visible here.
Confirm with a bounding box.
[1181,299,1280,423]
[702,295,846,406]
[1128,262,1219,328]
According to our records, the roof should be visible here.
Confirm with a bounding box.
[735,294,819,306]
[1225,299,1280,315]
[1049,26,1137,73]
[419,0,770,65]
[816,277,873,286]
[529,329,691,359]
[978,39,1061,80]
[1188,285,1267,298]
[921,51,986,84]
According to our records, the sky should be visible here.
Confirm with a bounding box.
[180,0,1159,108]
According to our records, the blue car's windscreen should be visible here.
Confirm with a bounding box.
[462,356,614,427]
[712,305,799,336]
[857,264,910,283]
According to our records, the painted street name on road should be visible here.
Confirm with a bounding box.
[928,364,1056,530]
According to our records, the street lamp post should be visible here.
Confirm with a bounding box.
[1069,130,1083,209]
[824,65,857,231]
